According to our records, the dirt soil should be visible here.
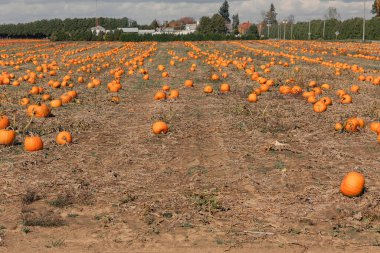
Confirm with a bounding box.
[0,40,380,253]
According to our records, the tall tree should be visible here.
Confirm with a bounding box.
[196,16,212,34]
[232,14,240,34]
[219,0,231,23]
[246,24,259,39]
[150,19,160,29]
[211,14,228,34]
[324,7,341,20]
[372,0,380,17]
[265,3,278,25]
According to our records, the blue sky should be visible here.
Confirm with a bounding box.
[0,0,375,25]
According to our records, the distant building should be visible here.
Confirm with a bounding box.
[90,26,106,36]
[185,24,197,33]
[117,28,139,33]
[239,22,253,35]
[138,30,155,35]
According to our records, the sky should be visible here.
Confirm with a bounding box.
[0,0,375,25]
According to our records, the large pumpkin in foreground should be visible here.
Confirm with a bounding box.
[340,172,365,197]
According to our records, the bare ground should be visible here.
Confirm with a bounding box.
[0,41,380,252]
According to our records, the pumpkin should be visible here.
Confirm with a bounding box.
[111,96,121,103]
[184,80,193,87]
[290,85,302,94]
[162,85,170,91]
[313,101,327,113]
[220,84,230,92]
[29,86,40,95]
[320,97,332,106]
[211,74,220,81]
[168,90,179,99]
[42,94,51,101]
[340,172,365,197]
[307,96,317,104]
[341,94,352,104]
[24,136,43,151]
[321,83,331,90]
[162,72,169,78]
[279,85,291,95]
[56,131,72,145]
[335,123,343,131]
[143,74,149,80]
[357,118,365,128]
[313,87,322,95]
[309,81,317,87]
[152,121,169,134]
[0,116,10,129]
[61,94,72,104]
[0,129,16,145]
[350,85,360,93]
[203,85,213,94]
[345,118,359,132]
[20,98,30,106]
[260,84,270,92]
[247,93,258,103]
[67,90,77,98]
[370,122,380,132]
[50,99,63,108]
[154,91,166,100]
[336,89,346,97]
[27,104,50,118]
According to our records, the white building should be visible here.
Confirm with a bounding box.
[138,30,155,35]
[117,28,139,33]
[185,24,197,33]
[90,26,106,36]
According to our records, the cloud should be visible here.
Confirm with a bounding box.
[0,0,374,25]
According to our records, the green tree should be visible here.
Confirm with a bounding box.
[246,24,259,39]
[232,14,240,34]
[218,0,230,23]
[196,16,212,34]
[372,0,380,17]
[150,19,160,29]
[265,3,278,25]
[211,14,228,34]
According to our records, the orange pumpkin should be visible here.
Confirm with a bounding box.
[0,129,16,145]
[24,136,43,151]
[168,90,179,99]
[345,118,359,132]
[350,85,360,93]
[220,84,230,92]
[20,98,30,106]
[370,122,380,133]
[50,99,63,108]
[56,131,72,145]
[184,80,193,87]
[203,85,213,94]
[152,121,169,134]
[154,91,166,100]
[0,116,10,129]
[247,93,258,103]
[320,97,332,106]
[313,101,327,113]
[341,94,352,104]
[340,172,365,197]
[27,104,50,118]
[335,123,343,131]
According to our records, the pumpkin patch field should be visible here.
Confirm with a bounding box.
[0,39,380,252]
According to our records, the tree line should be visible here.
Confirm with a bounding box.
[0,0,379,41]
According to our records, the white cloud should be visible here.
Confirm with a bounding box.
[0,0,374,25]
